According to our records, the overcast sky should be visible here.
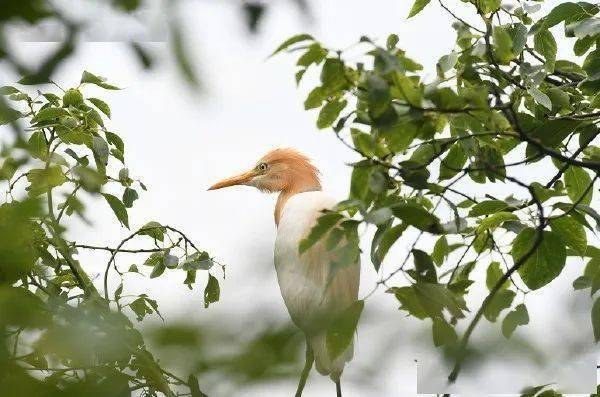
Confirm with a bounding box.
[2,0,598,395]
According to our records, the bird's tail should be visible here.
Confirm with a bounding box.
[307,333,354,382]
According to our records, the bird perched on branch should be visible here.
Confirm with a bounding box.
[209,148,360,397]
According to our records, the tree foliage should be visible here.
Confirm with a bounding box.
[278,0,600,385]
[0,0,310,93]
[0,72,223,396]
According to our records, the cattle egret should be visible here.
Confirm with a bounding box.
[209,148,360,397]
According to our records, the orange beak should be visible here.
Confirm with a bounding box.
[207,170,257,191]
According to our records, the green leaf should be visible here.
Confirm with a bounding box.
[393,73,422,106]
[106,131,125,154]
[432,317,457,347]
[484,289,515,322]
[0,86,20,95]
[513,228,566,290]
[531,182,564,203]
[556,60,587,77]
[438,52,458,74]
[432,236,449,266]
[0,287,49,328]
[534,29,557,72]
[139,221,164,241]
[386,34,399,49]
[486,261,509,290]
[525,119,581,149]
[469,200,509,217]
[474,0,500,13]
[546,87,570,111]
[583,49,600,77]
[81,71,120,90]
[427,87,464,110]
[349,164,372,202]
[297,43,327,68]
[371,223,406,271]
[542,2,599,31]
[369,171,387,194]
[414,282,467,319]
[448,261,476,289]
[181,251,212,271]
[365,207,392,225]
[122,187,139,208]
[476,211,518,233]
[326,300,364,359]
[326,227,345,251]
[392,203,442,233]
[493,25,514,64]
[129,297,153,321]
[26,167,67,196]
[510,23,528,55]
[317,99,346,129]
[92,136,109,165]
[204,274,220,308]
[366,74,391,118]
[528,87,553,111]
[411,249,437,283]
[320,58,347,95]
[439,143,466,180]
[32,107,69,123]
[299,212,342,254]
[549,216,587,256]
[87,108,105,128]
[102,193,129,228]
[304,86,326,110]
[295,69,306,85]
[573,275,591,290]
[28,131,48,160]
[88,97,111,118]
[387,286,428,319]
[271,34,314,57]
[150,259,166,278]
[408,0,431,17]
[502,303,529,338]
[574,36,595,56]
[0,103,22,125]
[564,166,593,205]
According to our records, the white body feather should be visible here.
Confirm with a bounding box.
[274,191,360,380]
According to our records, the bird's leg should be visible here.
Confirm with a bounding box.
[335,379,342,397]
[294,344,314,397]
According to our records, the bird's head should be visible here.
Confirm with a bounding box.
[208,148,321,193]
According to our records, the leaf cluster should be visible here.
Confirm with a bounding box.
[276,0,600,382]
[0,73,221,396]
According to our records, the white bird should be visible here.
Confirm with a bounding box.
[209,148,360,397]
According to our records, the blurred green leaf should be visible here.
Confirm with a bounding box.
[326,300,364,359]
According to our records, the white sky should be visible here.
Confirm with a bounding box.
[2,0,598,396]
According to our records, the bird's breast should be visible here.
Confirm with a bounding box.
[273,191,338,330]
[274,191,337,266]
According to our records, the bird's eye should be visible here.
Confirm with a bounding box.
[257,163,268,172]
